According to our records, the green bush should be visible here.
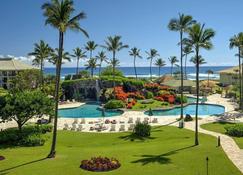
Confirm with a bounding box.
[104,100,125,109]
[100,66,124,77]
[175,95,188,104]
[0,124,52,146]
[145,91,154,99]
[225,124,243,137]
[133,122,151,137]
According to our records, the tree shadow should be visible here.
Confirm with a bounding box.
[131,145,196,165]
[0,158,47,173]
[118,133,157,142]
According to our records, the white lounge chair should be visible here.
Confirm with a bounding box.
[152,118,158,123]
[110,124,116,131]
[77,124,83,131]
[80,118,86,124]
[128,124,135,131]
[119,125,125,131]
[135,118,141,124]
[73,119,79,124]
[71,123,78,130]
[63,123,70,130]
[128,117,133,123]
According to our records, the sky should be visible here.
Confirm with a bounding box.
[0,0,242,67]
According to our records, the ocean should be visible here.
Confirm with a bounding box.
[44,66,231,80]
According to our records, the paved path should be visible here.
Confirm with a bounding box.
[184,117,243,174]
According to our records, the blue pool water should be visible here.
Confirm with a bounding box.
[58,103,123,118]
[144,104,225,116]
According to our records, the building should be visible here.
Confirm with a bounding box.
[218,65,241,86]
[0,58,37,89]
[161,79,196,93]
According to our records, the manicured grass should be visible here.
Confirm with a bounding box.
[132,100,169,110]
[0,126,241,175]
[201,122,243,149]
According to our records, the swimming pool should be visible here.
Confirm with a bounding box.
[144,104,225,116]
[58,103,123,118]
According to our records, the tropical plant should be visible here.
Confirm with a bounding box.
[206,69,214,87]
[154,58,166,77]
[42,0,88,158]
[190,55,207,65]
[102,35,128,87]
[129,47,142,79]
[185,23,215,145]
[146,49,159,81]
[96,51,108,76]
[168,56,178,76]
[182,44,193,79]
[168,13,196,120]
[85,41,98,59]
[71,47,86,75]
[49,48,71,65]
[29,40,52,86]
[85,58,98,77]
[229,33,243,110]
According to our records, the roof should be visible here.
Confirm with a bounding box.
[162,79,196,87]
[0,58,37,71]
[218,65,242,74]
[157,74,174,83]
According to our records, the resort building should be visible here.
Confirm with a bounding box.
[0,58,37,89]
[218,65,241,86]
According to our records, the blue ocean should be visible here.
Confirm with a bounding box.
[44,66,231,80]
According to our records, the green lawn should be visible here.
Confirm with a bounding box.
[201,122,243,149]
[132,100,169,110]
[0,126,241,175]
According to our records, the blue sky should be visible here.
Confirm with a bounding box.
[0,0,242,67]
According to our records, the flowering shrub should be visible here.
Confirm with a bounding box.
[154,96,164,102]
[80,157,121,172]
[127,99,137,109]
[114,86,128,101]
[127,92,145,100]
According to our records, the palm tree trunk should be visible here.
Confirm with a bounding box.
[47,31,64,158]
[91,68,94,78]
[150,59,152,81]
[208,73,210,87]
[185,54,187,80]
[112,51,115,88]
[180,31,184,120]
[171,64,173,76]
[40,58,44,87]
[195,47,199,146]
[159,66,161,77]
[76,57,79,75]
[134,56,137,79]
[99,61,102,77]
[238,48,242,110]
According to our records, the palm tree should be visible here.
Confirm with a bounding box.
[42,0,88,158]
[229,33,243,110]
[85,58,98,77]
[155,58,166,77]
[96,51,108,76]
[146,49,159,81]
[71,47,86,75]
[168,56,178,76]
[182,44,193,80]
[168,13,195,120]
[206,70,214,87]
[185,23,215,145]
[102,35,128,87]
[49,48,72,65]
[85,41,98,59]
[129,47,142,79]
[190,55,207,65]
[28,40,52,86]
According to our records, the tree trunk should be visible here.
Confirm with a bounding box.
[241,57,243,110]
[208,73,210,87]
[17,122,22,133]
[159,67,161,77]
[99,61,102,77]
[195,47,199,146]
[150,58,152,81]
[40,58,44,87]
[76,57,79,75]
[47,31,64,158]
[238,48,242,110]
[185,54,187,80]
[171,64,173,76]
[134,56,137,79]
[180,31,184,120]
[112,51,116,88]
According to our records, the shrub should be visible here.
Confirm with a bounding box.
[145,91,154,99]
[184,114,193,122]
[20,134,46,146]
[175,95,188,104]
[133,122,151,137]
[225,124,243,137]
[104,100,125,109]
[100,66,123,77]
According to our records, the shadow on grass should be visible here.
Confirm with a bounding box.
[131,145,196,165]
[0,158,47,173]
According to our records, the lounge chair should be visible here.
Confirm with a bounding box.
[128,117,133,123]
[152,118,158,123]
[71,123,78,131]
[143,117,149,124]
[135,118,141,124]
[119,125,125,131]
[63,123,70,130]
[77,124,83,131]
[105,119,110,124]
[128,124,135,131]
[73,119,79,124]
[80,118,86,124]
[110,124,116,131]
[119,120,125,124]
[111,120,117,124]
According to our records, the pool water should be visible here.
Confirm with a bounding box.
[58,103,123,118]
[144,104,225,116]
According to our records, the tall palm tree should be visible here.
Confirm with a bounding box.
[168,13,195,120]
[96,51,108,77]
[49,48,72,65]
[71,47,86,75]
[42,0,88,158]
[102,35,128,87]
[146,49,159,81]
[190,55,207,65]
[85,58,98,77]
[185,23,215,145]
[155,58,166,77]
[129,47,142,79]
[28,40,52,86]
[229,33,243,110]
[206,70,214,87]
[85,41,98,59]
[168,56,178,76]
[182,44,193,80]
